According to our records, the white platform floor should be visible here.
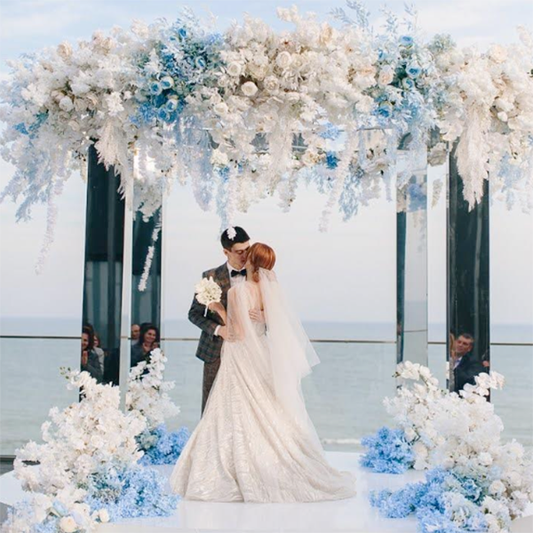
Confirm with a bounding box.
[1,452,532,533]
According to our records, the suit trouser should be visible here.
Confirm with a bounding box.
[201,357,221,415]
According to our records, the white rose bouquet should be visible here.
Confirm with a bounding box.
[195,277,223,316]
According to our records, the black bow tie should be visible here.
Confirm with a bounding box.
[231,269,247,278]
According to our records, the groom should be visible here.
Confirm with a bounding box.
[189,226,251,415]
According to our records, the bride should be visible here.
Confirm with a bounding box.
[170,243,356,503]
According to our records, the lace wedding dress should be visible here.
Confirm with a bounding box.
[169,270,356,503]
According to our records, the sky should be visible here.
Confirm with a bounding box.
[0,0,532,339]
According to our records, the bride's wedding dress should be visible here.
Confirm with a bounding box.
[169,269,356,503]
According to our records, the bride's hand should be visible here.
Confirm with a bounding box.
[249,308,265,323]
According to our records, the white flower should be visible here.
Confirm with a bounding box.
[211,149,229,167]
[276,51,292,69]
[489,45,507,63]
[59,96,74,112]
[98,509,109,523]
[413,441,429,458]
[404,427,417,441]
[378,65,394,85]
[241,81,258,97]
[213,102,229,116]
[57,42,73,60]
[263,76,279,93]
[227,62,243,77]
[59,516,77,532]
[489,480,506,496]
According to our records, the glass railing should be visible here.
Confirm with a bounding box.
[1,337,531,456]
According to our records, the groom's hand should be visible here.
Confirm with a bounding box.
[249,309,265,323]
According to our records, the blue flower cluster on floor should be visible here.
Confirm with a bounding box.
[370,468,489,533]
[360,427,415,473]
[138,424,191,465]
[85,465,179,521]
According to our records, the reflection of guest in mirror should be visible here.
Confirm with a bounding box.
[131,324,160,367]
[450,332,484,393]
[81,326,103,383]
[93,333,105,375]
[131,323,140,342]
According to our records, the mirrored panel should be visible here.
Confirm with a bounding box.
[447,143,490,393]
[396,143,429,366]
[81,145,125,386]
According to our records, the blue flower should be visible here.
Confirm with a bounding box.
[85,465,179,521]
[406,63,422,78]
[178,27,187,40]
[160,76,174,90]
[370,468,490,533]
[165,98,179,112]
[195,57,207,69]
[400,35,414,47]
[377,103,393,118]
[157,108,171,122]
[402,77,415,90]
[360,427,415,474]
[138,425,191,465]
[149,81,163,96]
[325,152,339,169]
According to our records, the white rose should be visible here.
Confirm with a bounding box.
[263,76,279,92]
[241,81,258,97]
[413,441,428,458]
[378,66,394,85]
[478,452,493,466]
[404,427,417,441]
[227,62,242,77]
[489,45,507,64]
[213,102,229,116]
[276,51,293,69]
[497,111,508,122]
[98,509,110,523]
[495,98,513,112]
[489,480,506,496]
[59,516,77,533]
[211,149,229,167]
[57,42,73,60]
[59,96,74,112]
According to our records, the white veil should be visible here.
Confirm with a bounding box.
[258,268,323,451]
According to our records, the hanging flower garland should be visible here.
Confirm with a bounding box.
[0,2,532,262]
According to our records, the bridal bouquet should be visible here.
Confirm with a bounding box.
[195,276,222,316]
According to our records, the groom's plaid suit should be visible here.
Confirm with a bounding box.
[188,263,231,414]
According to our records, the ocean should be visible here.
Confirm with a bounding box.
[0,319,532,456]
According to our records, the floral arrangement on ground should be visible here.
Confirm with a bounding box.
[360,362,533,533]
[4,348,189,532]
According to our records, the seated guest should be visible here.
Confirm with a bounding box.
[81,326,103,383]
[131,323,141,342]
[93,333,105,375]
[131,323,160,368]
[450,332,485,393]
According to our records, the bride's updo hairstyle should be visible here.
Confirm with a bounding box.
[247,243,276,282]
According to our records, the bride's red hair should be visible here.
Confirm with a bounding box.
[248,243,276,282]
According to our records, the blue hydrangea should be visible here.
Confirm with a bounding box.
[85,465,179,521]
[325,152,339,169]
[370,468,489,533]
[138,425,191,465]
[360,427,415,474]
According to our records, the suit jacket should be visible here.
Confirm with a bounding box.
[189,263,231,363]
[453,351,485,393]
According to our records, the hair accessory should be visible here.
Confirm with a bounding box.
[227,226,236,240]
